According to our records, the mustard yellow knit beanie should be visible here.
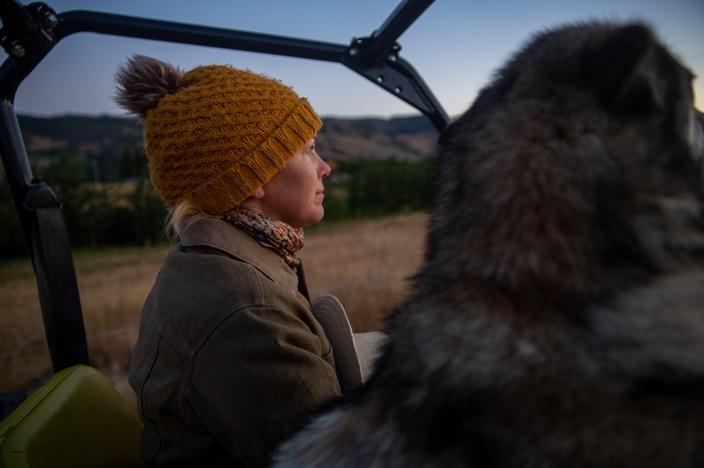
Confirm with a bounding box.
[114,55,322,215]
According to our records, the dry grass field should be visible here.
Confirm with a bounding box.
[0,213,427,401]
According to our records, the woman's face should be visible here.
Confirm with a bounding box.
[258,138,331,228]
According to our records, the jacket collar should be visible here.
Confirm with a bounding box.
[179,216,299,292]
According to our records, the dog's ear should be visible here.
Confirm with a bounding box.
[581,24,665,115]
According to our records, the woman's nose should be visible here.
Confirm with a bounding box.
[318,156,331,178]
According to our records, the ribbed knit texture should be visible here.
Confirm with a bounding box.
[144,65,322,215]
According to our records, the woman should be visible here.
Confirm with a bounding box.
[115,55,341,467]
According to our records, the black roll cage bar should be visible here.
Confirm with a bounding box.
[0,0,449,374]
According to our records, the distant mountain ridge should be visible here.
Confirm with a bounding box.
[17,113,439,164]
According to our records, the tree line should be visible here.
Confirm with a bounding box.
[0,149,435,258]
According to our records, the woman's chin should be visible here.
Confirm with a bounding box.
[308,207,325,227]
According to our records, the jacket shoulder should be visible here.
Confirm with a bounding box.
[163,244,266,303]
[140,245,290,355]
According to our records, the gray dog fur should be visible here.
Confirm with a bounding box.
[273,20,704,468]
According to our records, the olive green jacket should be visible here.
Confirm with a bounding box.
[128,217,341,468]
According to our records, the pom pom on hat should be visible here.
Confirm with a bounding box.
[114,55,183,118]
[113,56,322,215]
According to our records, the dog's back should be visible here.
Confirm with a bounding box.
[274,21,704,468]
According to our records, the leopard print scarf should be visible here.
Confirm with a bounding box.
[222,208,304,267]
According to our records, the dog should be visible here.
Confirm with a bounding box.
[273,21,704,467]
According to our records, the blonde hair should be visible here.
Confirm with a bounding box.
[166,199,208,237]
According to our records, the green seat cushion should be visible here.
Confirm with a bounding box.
[0,365,145,468]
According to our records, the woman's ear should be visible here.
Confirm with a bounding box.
[238,187,266,212]
[252,186,265,199]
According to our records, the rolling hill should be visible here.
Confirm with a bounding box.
[17,113,440,166]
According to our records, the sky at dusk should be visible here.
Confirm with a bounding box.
[4,0,704,120]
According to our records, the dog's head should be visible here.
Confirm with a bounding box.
[427,22,703,303]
